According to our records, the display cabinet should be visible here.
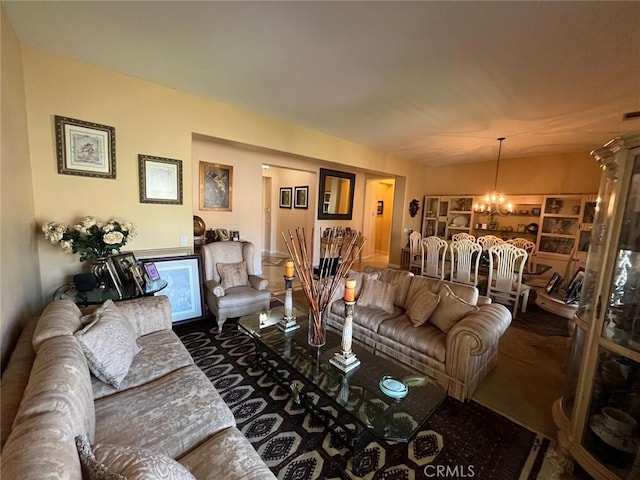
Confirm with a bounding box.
[552,132,640,480]
[421,196,440,237]
[445,196,474,240]
[471,194,542,240]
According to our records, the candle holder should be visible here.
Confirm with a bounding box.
[329,300,361,372]
[278,276,300,332]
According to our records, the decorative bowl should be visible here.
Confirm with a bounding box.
[379,376,408,399]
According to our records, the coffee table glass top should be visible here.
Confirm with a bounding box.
[238,306,447,443]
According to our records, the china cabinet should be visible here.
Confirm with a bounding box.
[445,196,474,240]
[552,132,640,480]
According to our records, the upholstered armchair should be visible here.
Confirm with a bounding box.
[201,241,271,331]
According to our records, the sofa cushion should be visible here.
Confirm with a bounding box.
[429,284,479,333]
[405,288,441,327]
[92,330,195,400]
[75,300,140,389]
[356,279,397,314]
[94,365,235,459]
[376,268,414,308]
[347,269,380,298]
[32,299,83,352]
[217,261,250,289]
[76,435,196,479]
[424,278,479,305]
[377,316,447,363]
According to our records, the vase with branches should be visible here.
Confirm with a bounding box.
[282,227,365,347]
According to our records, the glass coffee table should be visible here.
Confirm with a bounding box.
[238,306,447,475]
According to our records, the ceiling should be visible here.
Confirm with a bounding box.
[4,1,640,166]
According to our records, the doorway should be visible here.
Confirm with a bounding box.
[362,177,395,261]
[262,176,272,255]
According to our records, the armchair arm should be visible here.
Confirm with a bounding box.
[477,295,492,306]
[249,275,268,291]
[205,279,225,297]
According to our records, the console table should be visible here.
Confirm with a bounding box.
[535,290,578,319]
[58,279,168,306]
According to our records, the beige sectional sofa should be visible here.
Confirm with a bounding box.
[326,268,512,401]
[1,295,275,480]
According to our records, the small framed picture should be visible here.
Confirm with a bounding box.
[546,272,562,294]
[55,115,116,179]
[109,252,138,291]
[138,154,183,205]
[377,200,384,215]
[280,187,292,208]
[216,228,230,241]
[143,261,161,282]
[294,186,309,209]
[129,265,146,295]
[230,230,240,241]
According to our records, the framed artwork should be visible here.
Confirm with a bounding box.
[564,268,585,303]
[230,230,240,241]
[294,186,309,209]
[280,187,292,208]
[109,252,138,289]
[546,272,562,294]
[146,255,205,323]
[377,200,384,215]
[216,229,230,241]
[55,115,116,179]
[143,261,161,282]
[138,154,183,204]
[200,162,232,211]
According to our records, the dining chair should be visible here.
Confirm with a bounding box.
[486,243,531,318]
[451,232,476,242]
[408,231,423,274]
[476,234,505,251]
[449,239,483,287]
[421,236,448,279]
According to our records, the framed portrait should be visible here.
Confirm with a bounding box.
[138,154,183,204]
[564,268,585,303]
[294,186,309,209]
[545,272,562,294]
[200,162,232,211]
[230,230,240,241]
[55,115,116,179]
[377,200,384,215]
[280,187,292,208]
[146,255,205,323]
[109,252,138,292]
[143,261,161,282]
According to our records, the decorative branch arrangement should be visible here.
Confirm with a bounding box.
[282,227,365,346]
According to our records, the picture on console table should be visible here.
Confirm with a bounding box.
[110,252,138,290]
[145,255,204,323]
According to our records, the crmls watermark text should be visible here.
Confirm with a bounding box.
[424,465,475,478]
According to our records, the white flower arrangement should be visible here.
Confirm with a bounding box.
[42,215,136,262]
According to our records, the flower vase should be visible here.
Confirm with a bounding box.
[91,257,111,287]
[308,309,326,348]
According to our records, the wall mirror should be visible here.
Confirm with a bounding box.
[318,168,356,220]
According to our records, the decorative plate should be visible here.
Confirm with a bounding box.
[451,216,469,227]
[379,376,408,399]
[193,215,206,236]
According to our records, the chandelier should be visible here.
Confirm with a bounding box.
[474,137,513,216]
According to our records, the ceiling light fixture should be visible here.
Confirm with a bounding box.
[474,137,513,216]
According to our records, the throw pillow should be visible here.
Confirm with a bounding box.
[76,436,195,480]
[217,261,250,289]
[356,279,397,314]
[406,289,441,327]
[74,300,140,389]
[429,284,480,333]
[347,269,380,298]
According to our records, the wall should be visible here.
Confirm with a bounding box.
[1,10,42,370]
[19,46,422,303]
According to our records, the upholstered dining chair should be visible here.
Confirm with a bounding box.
[421,236,448,279]
[449,239,483,287]
[201,241,271,332]
[408,231,423,274]
[451,232,476,242]
[486,243,531,318]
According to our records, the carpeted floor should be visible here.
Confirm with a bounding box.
[174,318,561,480]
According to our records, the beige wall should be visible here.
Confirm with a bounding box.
[1,10,42,369]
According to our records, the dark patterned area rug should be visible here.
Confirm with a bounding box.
[510,302,570,338]
[174,318,557,480]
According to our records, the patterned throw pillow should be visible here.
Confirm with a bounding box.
[429,284,479,333]
[347,269,380,298]
[74,300,140,389]
[356,279,397,314]
[217,261,250,289]
[76,436,195,480]
[405,289,441,327]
